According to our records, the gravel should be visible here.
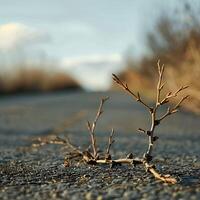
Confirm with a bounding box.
[0,91,199,199]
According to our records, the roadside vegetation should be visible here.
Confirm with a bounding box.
[114,5,200,114]
[0,66,81,95]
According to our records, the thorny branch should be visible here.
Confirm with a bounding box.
[143,161,177,184]
[105,128,115,159]
[87,97,109,159]
[112,74,153,112]
[112,60,189,184]
[33,61,188,185]
[158,95,189,122]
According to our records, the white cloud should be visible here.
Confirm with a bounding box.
[64,21,96,36]
[60,53,125,90]
[61,53,122,68]
[0,23,50,50]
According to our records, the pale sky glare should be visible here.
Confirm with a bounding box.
[0,0,199,90]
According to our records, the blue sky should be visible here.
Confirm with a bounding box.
[0,0,199,90]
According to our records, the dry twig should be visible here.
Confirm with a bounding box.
[87,97,109,159]
[32,61,188,185]
[112,74,153,112]
[112,60,188,184]
[105,128,115,160]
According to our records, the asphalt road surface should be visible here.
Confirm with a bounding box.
[0,91,199,199]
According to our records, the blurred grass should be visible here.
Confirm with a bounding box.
[113,13,200,114]
[0,68,81,95]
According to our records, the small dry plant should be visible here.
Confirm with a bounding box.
[33,61,188,184]
[112,60,188,184]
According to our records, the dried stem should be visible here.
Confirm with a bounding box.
[158,95,189,122]
[145,62,188,162]
[160,86,189,106]
[144,161,177,184]
[138,128,146,134]
[156,60,165,108]
[87,97,109,159]
[96,157,143,165]
[33,62,188,185]
[112,60,188,184]
[105,128,115,159]
[112,74,153,113]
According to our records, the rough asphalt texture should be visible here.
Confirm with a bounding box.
[0,91,199,200]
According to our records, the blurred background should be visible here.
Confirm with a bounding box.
[0,0,199,113]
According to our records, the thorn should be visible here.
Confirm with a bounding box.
[154,120,160,126]
[110,161,121,168]
[149,107,154,114]
[143,153,153,162]
[153,136,159,141]
[126,153,134,159]
[105,154,111,160]
[146,131,151,136]
[138,128,146,134]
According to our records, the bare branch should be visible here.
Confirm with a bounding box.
[159,95,189,122]
[158,107,172,121]
[105,128,115,158]
[96,158,143,165]
[138,128,146,134]
[112,74,153,112]
[87,121,91,131]
[173,95,189,110]
[33,60,188,185]
[156,60,165,107]
[144,161,177,184]
[87,97,109,159]
[160,86,189,105]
